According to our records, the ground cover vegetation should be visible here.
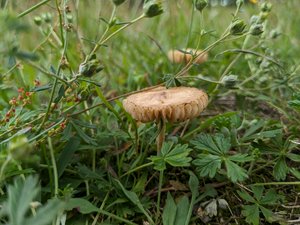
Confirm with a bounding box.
[0,0,300,224]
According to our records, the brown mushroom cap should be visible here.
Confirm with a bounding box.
[168,48,208,64]
[123,86,208,123]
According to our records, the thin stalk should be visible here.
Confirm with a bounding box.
[55,0,65,45]
[48,137,58,197]
[209,34,251,100]
[39,164,76,174]
[92,191,110,225]
[83,101,96,172]
[156,119,166,153]
[84,4,116,61]
[85,180,90,196]
[37,0,68,132]
[0,155,12,183]
[254,181,300,186]
[120,162,154,178]
[17,0,50,18]
[185,196,196,225]
[26,61,68,85]
[42,144,54,196]
[179,75,222,84]
[89,13,146,57]
[185,2,195,49]
[156,170,164,223]
[96,209,138,225]
[16,164,25,181]
[1,63,18,78]
[175,33,231,78]
[29,118,64,143]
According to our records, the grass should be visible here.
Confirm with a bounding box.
[1,0,300,224]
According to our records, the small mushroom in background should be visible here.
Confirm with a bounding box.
[123,86,208,152]
[168,48,208,64]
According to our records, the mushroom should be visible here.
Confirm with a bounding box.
[168,48,208,64]
[123,86,208,151]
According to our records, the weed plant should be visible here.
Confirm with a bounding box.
[0,0,300,224]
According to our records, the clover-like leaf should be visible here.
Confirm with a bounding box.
[149,142,192,171]
[238,186,282,225]
[224,159,248,183]
[193,154,222,178]
[191,133,252,182]
[191,133,230,155]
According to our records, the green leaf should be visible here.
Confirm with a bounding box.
[260,189,282,205]
[242,204,260,225]
[273,157,289,181]
[174,196,189,225]
[229,153,253,162]
[290,168,300,179]
[251,186,264,201]
[288,97,300,109]
[65,198,98,214]
[114,179,154,224]
[242,120,265,139]
[57,137,80,177]
[77,164,105,180]
[24,199,64,225]
[259,206,274,222]
[1,176,62,225]
[191,133,230,155]
[31,83,52,92]
[224,159,248,182]
[237,190,256,203]
[196,185,218,202]
[193,154,222,178]
[65,198,138,225]
[185,172,199,225]
[149,142,192,171]
[287,153,300,162]
[54,84,65,103]
[188,172,199,198]
[162,193,177,225]
[6,176,39,225]
[71,121,97,145]
[15,50,39,61]
[242,129,282,142]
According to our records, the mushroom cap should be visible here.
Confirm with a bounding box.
[123,86,208,123]
[168,48,208,64]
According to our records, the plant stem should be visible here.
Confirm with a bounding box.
[29,118,64,143]
[120,162,154,178]
[26,61,68,85]
[175,33,230,78]
[37,0,69,132]
[48,137,58,197]
[0,155,12,183]
[92,191,110,225]
[17,0,50,18]
[156,170,164,223]
[85,180,90,196]
[253,181,300,186]
[96,209,139,225]
[89,13,146,58]
[156,119,166,153]
[185,1,195,49]
[87,4,116,57]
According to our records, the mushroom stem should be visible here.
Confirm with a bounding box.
[156,119,166,153]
